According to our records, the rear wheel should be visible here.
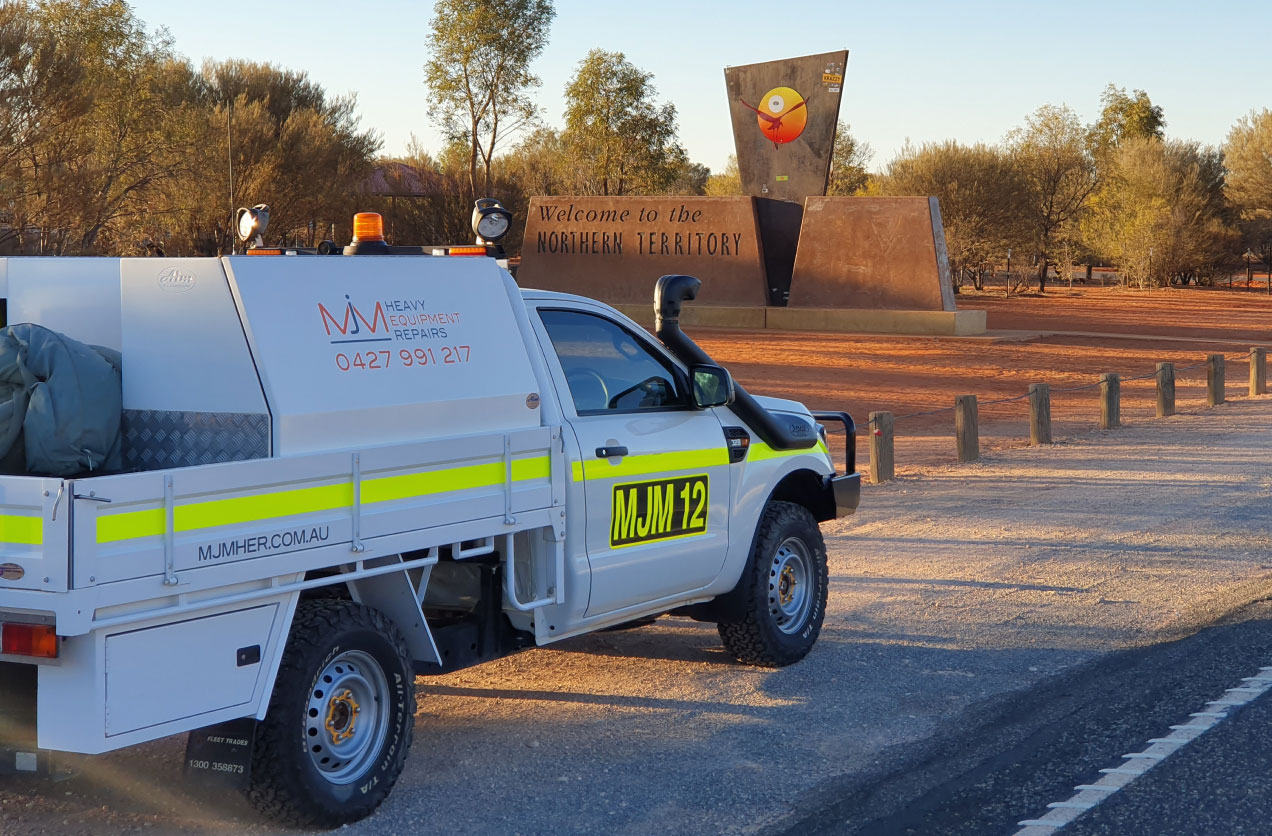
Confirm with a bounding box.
[718,501,828,667]
[247,600,415,827]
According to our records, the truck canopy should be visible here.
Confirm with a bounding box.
[1,254,542,467]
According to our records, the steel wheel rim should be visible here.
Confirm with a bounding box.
[770,537,813,634]
[305,650,390,784]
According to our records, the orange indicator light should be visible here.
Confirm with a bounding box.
[1,623,58,658]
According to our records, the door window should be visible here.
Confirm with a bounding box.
[538,309,686,414]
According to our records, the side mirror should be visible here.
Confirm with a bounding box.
[689,364,734,409]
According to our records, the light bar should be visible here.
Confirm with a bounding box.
[1,622,58,658]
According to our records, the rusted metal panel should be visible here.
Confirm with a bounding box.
[724,51,847,203]
[517,196,769,307]
[787,196,957,311]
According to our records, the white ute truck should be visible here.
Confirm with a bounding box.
[0,211,859,827]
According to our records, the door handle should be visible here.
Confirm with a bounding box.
[595,446,629,459]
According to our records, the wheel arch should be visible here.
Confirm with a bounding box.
[680,469,830,624]
[768,466,836,523]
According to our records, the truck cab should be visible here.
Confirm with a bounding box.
[522,287,855,639]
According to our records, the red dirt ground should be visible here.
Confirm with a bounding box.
[690,285,1272,475]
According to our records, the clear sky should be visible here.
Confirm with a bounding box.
[129,0,1271,174]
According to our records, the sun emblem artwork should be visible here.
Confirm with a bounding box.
[737,86,808,148]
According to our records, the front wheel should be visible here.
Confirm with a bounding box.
[247,600,415,827]
[718,501,828,667]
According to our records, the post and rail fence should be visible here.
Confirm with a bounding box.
[857,347,1269,484]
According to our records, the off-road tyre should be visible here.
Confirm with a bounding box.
[247,600,415,827]
[717,501,828,667]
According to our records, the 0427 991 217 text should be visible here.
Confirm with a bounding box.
[334,345,471,372]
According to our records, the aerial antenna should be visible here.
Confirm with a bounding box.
[227,97,235,255]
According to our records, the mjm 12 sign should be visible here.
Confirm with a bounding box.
[610,474,708,548]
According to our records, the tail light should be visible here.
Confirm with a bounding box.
[1,622,58,658]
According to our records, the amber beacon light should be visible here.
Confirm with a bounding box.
[344,212,391,255]
[352,212,385,242]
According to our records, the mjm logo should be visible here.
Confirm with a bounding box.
[610,474,708,548]
[156,267,196,293]
[318,295,390,344]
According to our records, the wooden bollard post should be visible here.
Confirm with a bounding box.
[868,411,894,484]
[955,395,979,462]
[1156,362,1175,417]
[1207,354,1225,406]
[1249,347,1266,396]
[1100,373,1120,429]
[1028,383,1051,445]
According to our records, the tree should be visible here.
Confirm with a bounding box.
[827,122,872,196]
[704,155,741,195]
[876,140,1030,287]
[1,0,190,254]
[1006,105,1098,291]
[152,59,379,255]
[1225,109,1272,273]
[669,160,710,195]
[1090,84,1165,161]
[0,2,87,244]
[0,2,381,256]
[423,0,554,204]
[500,126,568,197]
[561,49,685,196]
[1083,137,1234,287]
[368,137,477,252]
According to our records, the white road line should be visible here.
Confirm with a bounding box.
[1011,660,1272,834]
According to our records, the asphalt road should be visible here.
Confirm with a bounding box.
[782,599,1272,836]
[4,397,1272,836]
[1067,673,1272,836]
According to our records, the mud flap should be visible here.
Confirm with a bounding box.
[183,717,256,790]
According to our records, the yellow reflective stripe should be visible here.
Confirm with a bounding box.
[0,514,42,545]
[748,439,831,462]
[363,456,550,504]
[97,508,164,543]
[571,438,829,482]
[95,455,552,544]
[576,448,728,481]
[177,482,352,533]
[610,527,705,549]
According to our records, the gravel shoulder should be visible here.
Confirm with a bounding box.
[5,397,1272,836]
